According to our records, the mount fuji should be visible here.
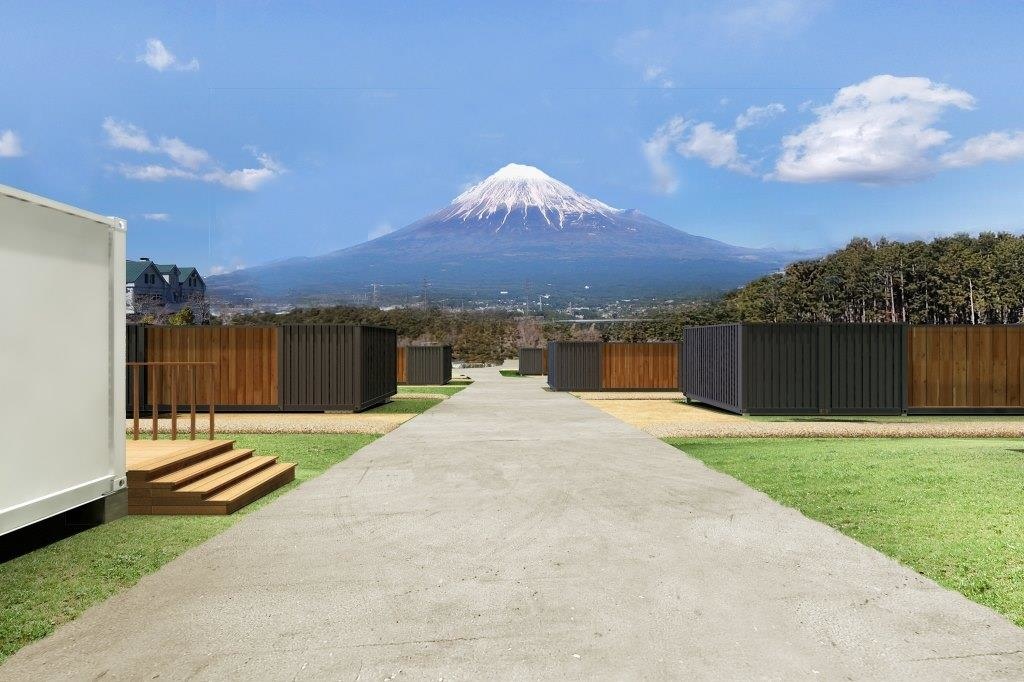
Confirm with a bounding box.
[208,164,795,305]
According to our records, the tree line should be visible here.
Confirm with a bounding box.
[225,232,1024,359]
[608,232,1024,341]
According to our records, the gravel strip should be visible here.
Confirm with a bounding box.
[571,391,686,400]
[583,398,1024,438]
[126,412,413,435]
[647,421,1024,438]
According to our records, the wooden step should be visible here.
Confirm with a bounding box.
[151,456,278,502]
[207,462,297,514]
[126,440,236,482]
[147,449,255,489]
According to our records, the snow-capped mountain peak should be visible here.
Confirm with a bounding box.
[441,163,620,230]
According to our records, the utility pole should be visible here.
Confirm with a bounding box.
[370,283,381,307]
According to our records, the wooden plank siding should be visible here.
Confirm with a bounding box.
[600,342,680,390]
[396,347,407,384]
[907,326,1024,409]
[146,326,279,406]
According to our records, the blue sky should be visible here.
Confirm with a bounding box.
[2,1,1023,274]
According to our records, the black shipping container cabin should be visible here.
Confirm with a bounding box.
[397,345,453,385]
[127,324,397,413]
[518,348,547,375]
[683,323,906,415]
[546,341,681,391]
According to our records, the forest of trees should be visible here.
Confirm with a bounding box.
[226,232,1024,361]
[721,232,1024,325]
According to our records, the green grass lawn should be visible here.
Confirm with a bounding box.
[500,369,530,377]
[666,437,1024,626]
[0,432,377,665]
[366,397,443,414]
[398,384,467,397]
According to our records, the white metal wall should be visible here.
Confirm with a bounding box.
[0,185,126,535]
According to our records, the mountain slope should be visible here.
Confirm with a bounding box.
[209,164,794,304]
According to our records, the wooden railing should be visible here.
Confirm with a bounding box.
[128,361,217,441]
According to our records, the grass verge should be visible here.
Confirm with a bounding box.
[665,437,1024,626]
[499,369,529,377]
[366,397,443,414]
[398,385,467,397]
[0,432,377,665]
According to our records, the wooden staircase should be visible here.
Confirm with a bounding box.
[126,440,296,515]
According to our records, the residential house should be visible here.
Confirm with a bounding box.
[126,257,207,320]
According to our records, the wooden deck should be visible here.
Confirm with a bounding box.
[126,439,295,515]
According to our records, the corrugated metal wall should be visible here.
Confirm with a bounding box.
[402,346,452,385]
[827,324,904,414]
[281,325,396,410]
[547,342,602,391]
[684,323,906,414]
[518,348,547,375]
[743,325,820,414]
[682,325,743,413]
[359,326,398,409]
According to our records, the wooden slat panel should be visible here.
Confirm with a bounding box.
[600,343,679,390]
[396,347,407,383]
[978,326,993,406]
[1010,330,1022,407]
[908,326,927,407]
[951,327,967,407]
[146,326,278,406]
[907,326,1024,409]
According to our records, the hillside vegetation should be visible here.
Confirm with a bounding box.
[224,233,1024,359]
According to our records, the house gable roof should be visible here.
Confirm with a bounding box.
[126,260,159,282]
[127,260,201,284]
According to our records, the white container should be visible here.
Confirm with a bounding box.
[0,184,127,535]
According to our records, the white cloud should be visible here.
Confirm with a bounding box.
[105,119,283,191]
[0,129,24,157]
[643,115,753,191]
[104,118,211,168]
[735,103,786,130]
[679,122,752,174]
[722,0,826,37]
[368,222,394,240]
[940,131,1024,168]
[202,150,284,191]
[143,213,171,221]
[771,75,975,183]
[642,65,674,89]
[643,117,686,194]
[103,118,154,152]
[119,164,197,182]
[158,136,210,169]
[208,263,243,275]
[137,38,199,72]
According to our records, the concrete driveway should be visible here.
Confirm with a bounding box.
[4,367,1024,680]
